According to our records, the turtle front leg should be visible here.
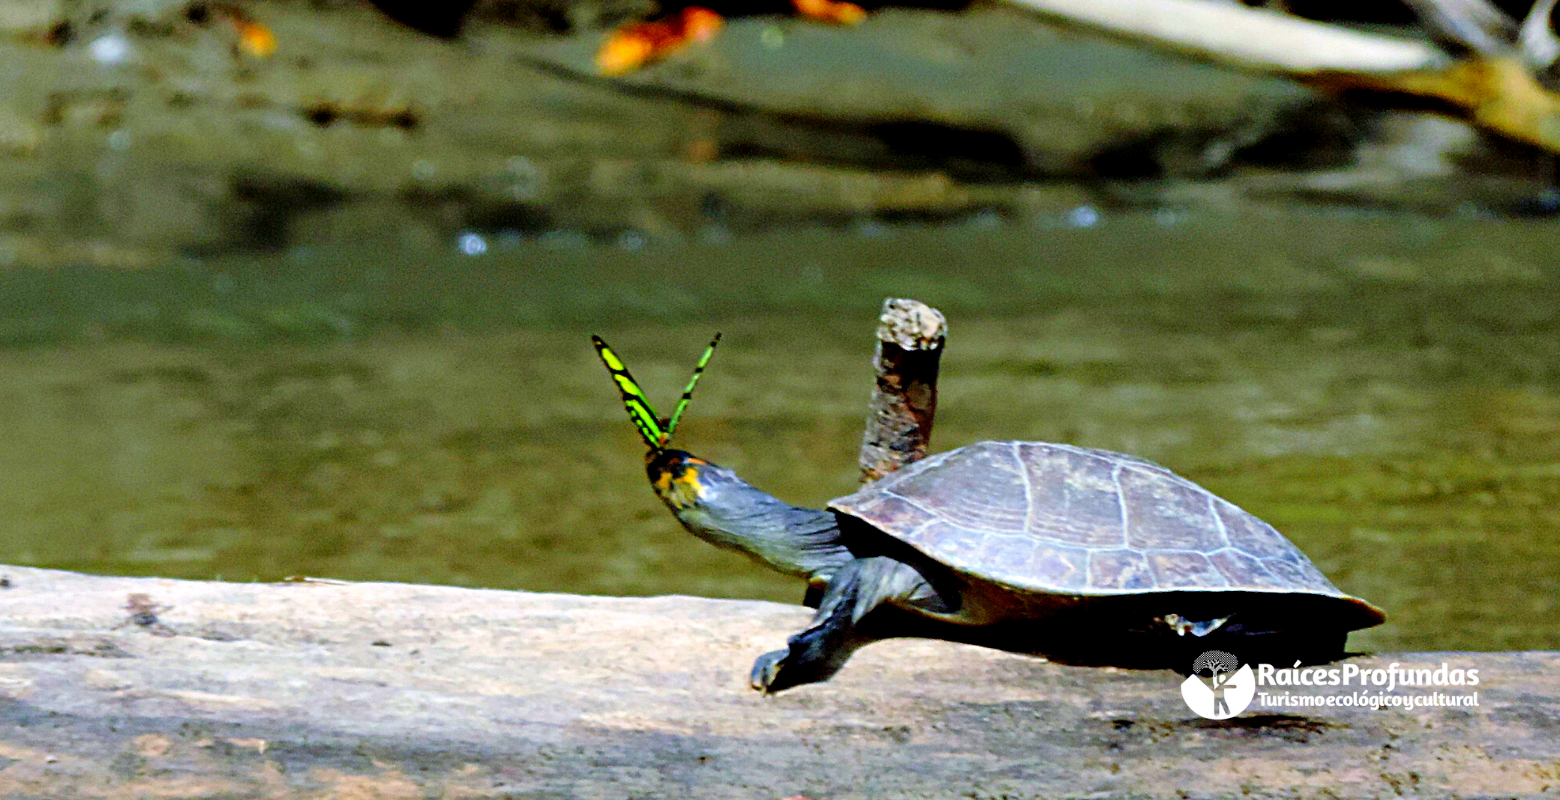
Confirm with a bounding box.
[750,608,851,693]
[751,556,941,693]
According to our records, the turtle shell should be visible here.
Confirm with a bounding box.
[829,440,1384,628]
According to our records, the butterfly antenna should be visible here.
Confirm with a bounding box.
[665,332,721,439]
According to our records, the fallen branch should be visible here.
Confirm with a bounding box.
[1003,0,1560,154]
[1520,0,1560,85]
[1002,0,1448,75]
[1404,0,1519,57]
[1321,55,1560,153]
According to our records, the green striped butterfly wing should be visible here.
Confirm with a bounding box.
[665,332,721,439]
[591,335,666,449]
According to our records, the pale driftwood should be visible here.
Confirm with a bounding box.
[0,565,1555,797]
[1001,0,1448,75]
[857,298,946,483]
[1003,0,1560,153]
[1404,0,1519,56]
[1520,0,1560,82]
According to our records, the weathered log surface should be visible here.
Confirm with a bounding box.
[0,565,1556,798]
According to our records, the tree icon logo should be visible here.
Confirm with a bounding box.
[1180,650,1256,720]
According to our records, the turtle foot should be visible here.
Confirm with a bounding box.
[750,649,789,693]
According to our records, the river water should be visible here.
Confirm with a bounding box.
[1,205,1556,653]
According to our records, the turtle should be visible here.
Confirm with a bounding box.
[591,335,1386,692]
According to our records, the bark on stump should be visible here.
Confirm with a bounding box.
[857,298,947,483]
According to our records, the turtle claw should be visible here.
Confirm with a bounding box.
[750,649,789,693]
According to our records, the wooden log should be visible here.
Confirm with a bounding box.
[1320,56,1560,153]
[1403,0,1519,57]
[1002,0,1560,154]
[1000,0,1449,75]
[0,565,1555,798]
[1520,0,1560,85]
[857,298,947,484]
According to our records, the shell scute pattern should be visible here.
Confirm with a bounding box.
[848,493,935,535]
[977,533,1039,585]
[1208,549,1288,589]
[1087,549,1154,591]
[1261,554,1335,592]
[1016,443,1127,548]
[1216,502,1298,560]
[1120,468,1226,552]
[917,521,986,565]
[890,444,1028,534]
[1146,551,1229,588]
[831,440,1351,598]
[1030,543,1090,590]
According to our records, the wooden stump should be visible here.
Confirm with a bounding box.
[857,298,947,483]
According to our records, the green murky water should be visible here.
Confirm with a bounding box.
[2,206,1558,653]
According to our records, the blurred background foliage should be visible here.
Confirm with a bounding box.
[0,0,1557,652]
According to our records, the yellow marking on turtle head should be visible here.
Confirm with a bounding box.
[653,458,707,510]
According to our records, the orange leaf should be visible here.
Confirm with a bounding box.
[597,30,657,75]
[595,7,725,75]
[792,0,866,25]
[235,20,277,58]
[680,7,724,43]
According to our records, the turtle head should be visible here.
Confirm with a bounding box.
[588,333,771,519]
[645,448,717,511]
[592,333,847,580]
[590,333,736,513]
[643,446,845,581]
